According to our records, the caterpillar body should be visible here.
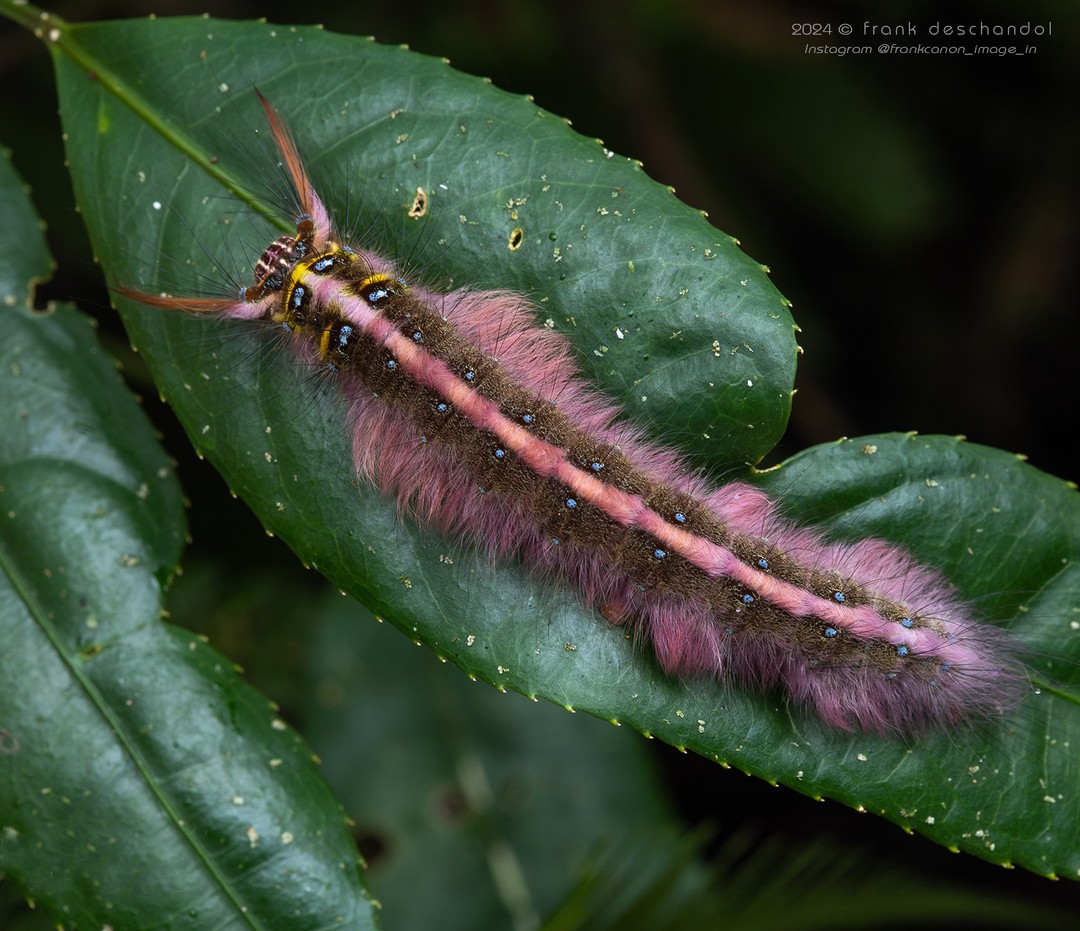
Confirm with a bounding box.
[120,93,1021,735]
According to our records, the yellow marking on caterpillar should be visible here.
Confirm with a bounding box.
[357,272,398,292]
[319,322,334,360]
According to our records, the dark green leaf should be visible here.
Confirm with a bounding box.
[751,434,1080,878]
[47,13,1079,879]
[0,135,378,929]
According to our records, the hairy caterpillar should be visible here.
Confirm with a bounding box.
[117,92,1024,736]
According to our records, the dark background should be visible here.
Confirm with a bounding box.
[2,0,1078,925]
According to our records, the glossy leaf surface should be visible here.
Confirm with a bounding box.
[42,14,1080,879]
